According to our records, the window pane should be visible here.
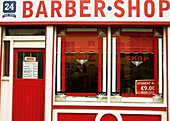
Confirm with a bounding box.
[65,53,98,93]
[120,53,154,94]
[3,41,10,76]
[117,35,160,95]
[17,52,44,79]
[6,26,45,36]
[64,36,100,93]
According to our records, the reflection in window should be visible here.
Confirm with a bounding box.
[65,53,98,93]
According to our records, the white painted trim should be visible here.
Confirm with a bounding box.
[163,27,167,106]
[168,26,170,120]
[45,26,53,121]
[52,101,166,107]
[107,27,111,103]
[102,37,106,92]
[158,38,163,94]
[9,39,14,121]
[57,37,61,92]
[3,36,45,41]
[1,77,10,81]
[112,37,116,92]
[53,27,57,103]
[13,41,45,48]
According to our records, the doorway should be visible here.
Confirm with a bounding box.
[12,49,45,121]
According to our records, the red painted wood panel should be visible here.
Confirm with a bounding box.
[57,113,162,121]
[58,113,97,121]
[121,114,161,121]
[12,49,45,121]
[13,82,44,121]
[100,114,118,121]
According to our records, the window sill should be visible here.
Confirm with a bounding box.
[110,95,163,103]
[55,95,107,102]
[55,95,163,103]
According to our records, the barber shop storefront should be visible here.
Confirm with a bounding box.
[0,0,169,121]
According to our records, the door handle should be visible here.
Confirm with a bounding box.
[42,84,44,91]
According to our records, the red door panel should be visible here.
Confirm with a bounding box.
[12,49,45,121]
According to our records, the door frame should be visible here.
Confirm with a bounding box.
[12,48,46,121]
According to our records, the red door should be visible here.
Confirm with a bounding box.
[12,49,45,121]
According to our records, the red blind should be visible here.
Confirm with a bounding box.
[65,37,99,53]
[119,37,154,53]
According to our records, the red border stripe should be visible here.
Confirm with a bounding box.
[53,106,166,111]
[1,21,170,25]
[66,93,97,97]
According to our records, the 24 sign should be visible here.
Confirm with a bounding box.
[2,1,16,18]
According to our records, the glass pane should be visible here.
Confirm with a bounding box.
[118,36,156,94]
[6,26,45,36]
[120,53,154,94]
[63,36,101,93]
[3,41,10,76]
[17,52,44,79]
[65,53,98,93]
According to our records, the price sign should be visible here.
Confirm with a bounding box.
[135,80,155,94]
[23,61,38,79]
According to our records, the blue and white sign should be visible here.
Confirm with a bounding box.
[2,1,16,18]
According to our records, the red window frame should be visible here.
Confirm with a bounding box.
[116,31,159,97]
[59,32,104,96]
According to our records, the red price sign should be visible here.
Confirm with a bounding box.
[136,80,155,94]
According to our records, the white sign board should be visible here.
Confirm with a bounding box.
[1,0,170,24]
[23,61,38,79]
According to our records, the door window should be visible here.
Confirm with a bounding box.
[16,52,44,79]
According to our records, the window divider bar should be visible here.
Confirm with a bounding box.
[112,37,116,92]
[57,37,61,92]
[116,37,120,93]
[107,27,111,103]
[154,38,158,94]
[61,37,65,92]
[53,27,57,102]
[98,37,102,92]
[158,38,163,94]
[102,37,107,92]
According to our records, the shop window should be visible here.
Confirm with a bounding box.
[112,28,163,97]
[5,25,45,36]
[3,41,10,76]
[55,28,107,99]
